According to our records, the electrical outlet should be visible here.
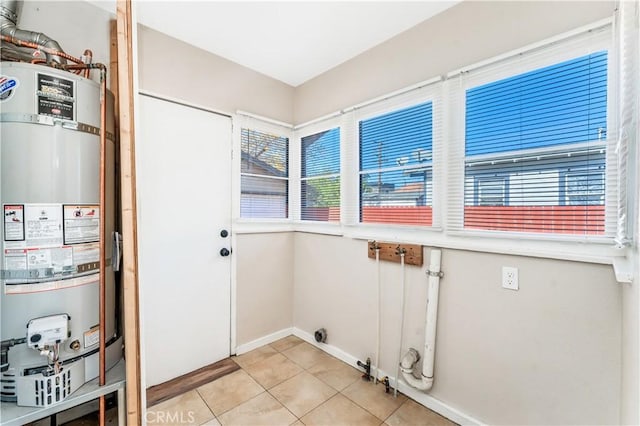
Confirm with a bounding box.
[502,266,519,290]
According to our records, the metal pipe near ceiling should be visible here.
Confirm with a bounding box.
[0,0,67,64]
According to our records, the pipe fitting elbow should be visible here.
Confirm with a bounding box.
[401,369,433,391]
[7,28,67,64]
[1,1,67,64]
[400,348,420,370]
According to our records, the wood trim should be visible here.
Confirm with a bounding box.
[116,1,142,424]
[368,241,423,266]
[146,359,240,408]
[109,20,120,129]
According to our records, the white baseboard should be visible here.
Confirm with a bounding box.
[292,327,484,426]
[235,327,294,355]
[293,328,364,370]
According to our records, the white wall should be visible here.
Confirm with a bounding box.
[622,251,640,424]
[294,1,614,123]
[137,26,294,123]
[235,233,294,345]
[294,233,621,425]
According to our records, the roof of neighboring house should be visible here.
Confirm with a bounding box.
[395,182,424,193]
[241,151,287,178]
[362,182,425,203]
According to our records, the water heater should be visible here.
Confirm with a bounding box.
[0,61,122,407]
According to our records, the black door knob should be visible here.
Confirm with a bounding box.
[220,248,230,257]
[220,229,229,238]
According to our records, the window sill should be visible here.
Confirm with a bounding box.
[233,220,295,234]
[233,219,630,276]
[339,223,627,267]
[292,221,344,236]
[235,220,345,236]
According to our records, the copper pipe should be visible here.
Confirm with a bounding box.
[61,64,93,71]
[0,34,84,64]
[99,395,106,426]
[83,49,93,79]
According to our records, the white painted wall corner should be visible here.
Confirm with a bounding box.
[234,327,294,355]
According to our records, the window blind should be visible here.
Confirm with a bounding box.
[301,128,340,222]
[359,101,434,226]
[614,1,639,246]
[240,128,289,219]
[447,24,616,238]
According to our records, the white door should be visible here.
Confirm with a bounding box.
[137,94,232,386]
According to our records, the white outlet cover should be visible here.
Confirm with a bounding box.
[502,266,519,290]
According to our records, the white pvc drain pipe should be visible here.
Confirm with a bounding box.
[400,248,443,391]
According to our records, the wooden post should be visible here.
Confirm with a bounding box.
[109,20,120,130]
[116,1,142,424]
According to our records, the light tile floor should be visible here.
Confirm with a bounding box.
[148,335,456,426]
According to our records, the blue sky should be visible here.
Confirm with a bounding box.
[465,51,608,156]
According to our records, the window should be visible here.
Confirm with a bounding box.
[564,170,605,206]
[301,128,340,222]
[462,50,609,235]
[240,128,289,218]
[476,177,507,206]
[359,102,434,226]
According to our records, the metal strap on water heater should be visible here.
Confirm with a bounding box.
[1,258,112,281]
[0,113,115,142]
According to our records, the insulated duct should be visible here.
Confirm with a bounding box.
[0,0,66,64]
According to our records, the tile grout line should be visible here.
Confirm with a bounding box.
[267,340,350,424]
[293,340,395,424]
[205,338,418,426]
[263,386,302,425]
[281,340,392,424]
[384,397,409,425]
[193,386,219,425]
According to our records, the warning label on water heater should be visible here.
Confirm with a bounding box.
[3,204,24,241]
[2,203,101,294]
[63,205,99,244]
[24,204,64,248]
[36,73,75,121]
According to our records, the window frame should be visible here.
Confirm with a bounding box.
[350,81,443,231]
[299,126,342,224]
[235,18,633,266]
[475,176,508,207]
[234,113,294,230]
[446,21,616,242]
